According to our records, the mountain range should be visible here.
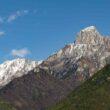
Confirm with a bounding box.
[0,26,110,110]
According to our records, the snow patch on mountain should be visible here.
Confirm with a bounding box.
[0,58,42,88]
[81,26,96,32]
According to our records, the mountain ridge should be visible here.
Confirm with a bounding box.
[1,26,110,87]
[0,58,42,88]
[38,26,110,80]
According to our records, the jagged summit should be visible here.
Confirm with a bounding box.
[75,26,104,44]
[44,26,110,79]
[81,26,96,32]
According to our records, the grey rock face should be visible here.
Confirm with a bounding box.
[75,26,104,44]
[38,26,110,80]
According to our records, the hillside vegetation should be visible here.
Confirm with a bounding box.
[48,65,110,110]
[0,99,16,110]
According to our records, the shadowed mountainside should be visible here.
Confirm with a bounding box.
[0,69,80,110]
[48,65,110,110]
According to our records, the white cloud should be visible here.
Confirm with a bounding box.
[0,10,29,37]
[0,31,5,36]
[11,48,31,57]
[23,10,29,14]
[7,10,29,23]
[7,15,16,23]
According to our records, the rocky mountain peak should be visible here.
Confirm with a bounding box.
[81,26,96,32]
[75,26,104,44]
[43,26,110,79]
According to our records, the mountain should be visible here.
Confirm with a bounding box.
[1,26,110,87]
[0,26,110,110]
[39,26,110,80]
[0,58,42,88]
[48,64,110,110]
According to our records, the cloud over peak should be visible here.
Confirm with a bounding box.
[11,48,31,57]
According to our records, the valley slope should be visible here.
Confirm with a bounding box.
[48,64,110,110]
[0,68,78,110]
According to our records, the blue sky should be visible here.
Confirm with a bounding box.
[0,0,110,63]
